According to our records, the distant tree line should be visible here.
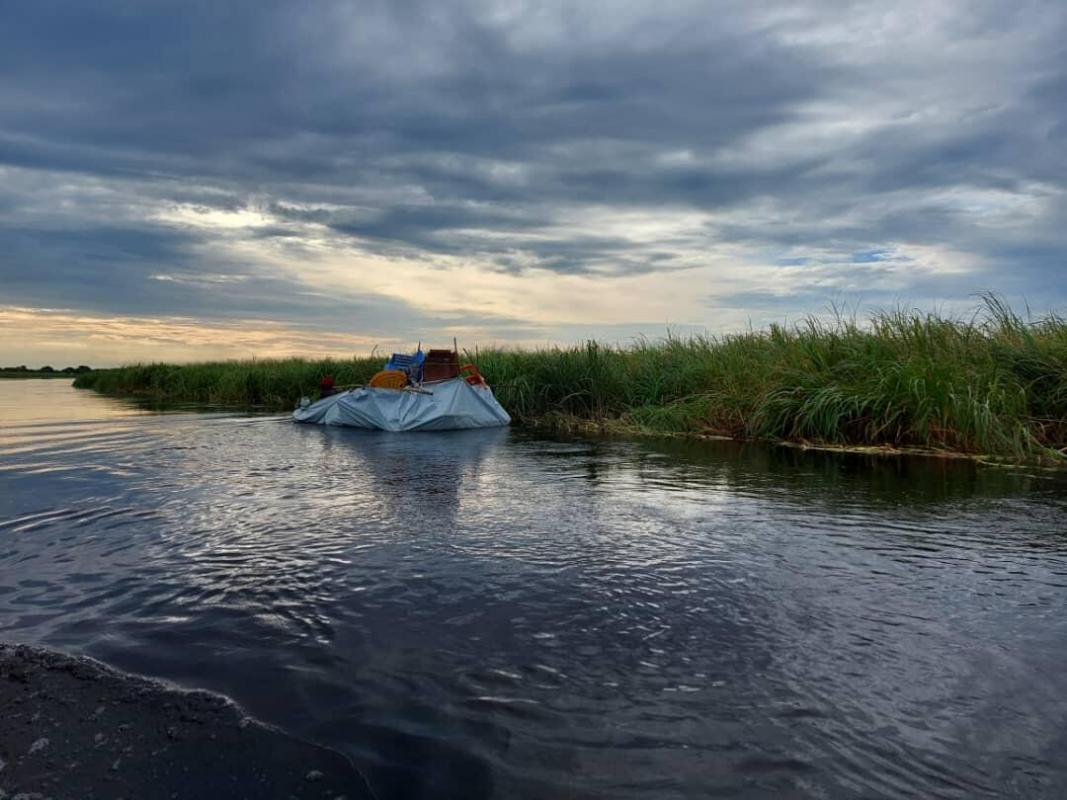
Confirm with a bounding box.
[1,365,92,373]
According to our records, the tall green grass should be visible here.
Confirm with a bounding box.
[74,357,385,408]
[75,297,1067,463]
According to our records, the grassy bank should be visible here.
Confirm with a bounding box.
[74,298,1067,464]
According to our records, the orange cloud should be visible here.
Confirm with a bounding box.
[0,306,412,367]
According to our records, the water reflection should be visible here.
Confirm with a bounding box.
[316,426,509,530]
[1,381,1066,799]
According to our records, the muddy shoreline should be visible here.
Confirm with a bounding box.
[0,643,373,799]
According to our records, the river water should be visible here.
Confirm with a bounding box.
[1,379,1066,799]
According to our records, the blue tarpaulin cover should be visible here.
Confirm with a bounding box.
[293,377,511,431]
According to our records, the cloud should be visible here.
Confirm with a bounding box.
[0,306,423,366]
[0,0,1065,363]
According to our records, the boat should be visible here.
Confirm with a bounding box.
[292,348,511,431]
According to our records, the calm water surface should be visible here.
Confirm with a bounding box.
[2,380,1066,799]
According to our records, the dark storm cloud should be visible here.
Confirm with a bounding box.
[1,0,1065,324]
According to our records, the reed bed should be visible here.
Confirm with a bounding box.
[75,298,1067,463]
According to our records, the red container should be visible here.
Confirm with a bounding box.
[423,349,459,382]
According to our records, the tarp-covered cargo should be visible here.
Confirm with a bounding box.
[292,377,511,431]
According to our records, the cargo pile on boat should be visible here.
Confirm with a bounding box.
[293,347,510,431]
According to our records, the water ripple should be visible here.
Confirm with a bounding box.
[2,381,1067,799]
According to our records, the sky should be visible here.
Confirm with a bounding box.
[1,0,1065,366]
